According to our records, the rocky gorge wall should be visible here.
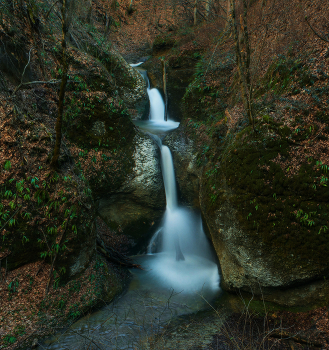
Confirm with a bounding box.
[148,27,329,306]
[163,126,329,307]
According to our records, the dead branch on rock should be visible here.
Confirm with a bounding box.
[96,237,142,269]
[270,330,323,348]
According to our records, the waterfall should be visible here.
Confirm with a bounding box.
[161,145,178,210]
[148,88,165,121]
[129,65,220,294]
[134,70,179,132]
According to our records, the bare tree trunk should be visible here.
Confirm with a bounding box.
[205,0,212,18]
[230,0,255,131]
[161,59,168,121]
[51,0,69,169]
[127,0,134,14]
[241,0,254,130]
[226,0,232,28]
[194,0,198,25]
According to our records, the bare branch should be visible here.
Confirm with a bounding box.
[0,207,21,233]
[305,16,329,43]
[45,0,60,19]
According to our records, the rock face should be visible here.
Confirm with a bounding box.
[200,183,326,293]
[164,128,329,306]
[98,133,166,253]
[143,52,197,121]
[108,49,149,120]
[60,45,164,255]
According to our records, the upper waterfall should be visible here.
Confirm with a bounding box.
[148,88,165,121]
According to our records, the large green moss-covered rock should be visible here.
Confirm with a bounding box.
[199,122,329,305]
[61,47,165,254]
[162,115,329,306]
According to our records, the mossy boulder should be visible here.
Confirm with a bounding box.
[199,122,329,305]
[153,34,176,54]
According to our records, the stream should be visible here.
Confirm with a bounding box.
[39,67,222,350]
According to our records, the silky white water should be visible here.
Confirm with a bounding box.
[146,81,180,132]
[143,79,220,295]
[161,146,178,210]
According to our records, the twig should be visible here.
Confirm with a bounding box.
[45,0,60,19]
[13,79,61,96]
[40,228,51,254]
[0,207,21,232]
[270,330,323,348]
[35,260,45,276]
[45,220,69,294]
[22,48,32,83]
[305,16,329,43]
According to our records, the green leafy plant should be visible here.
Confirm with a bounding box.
[3,160,11,170]
[3,334,17,345]
[318,226,328,234]
[8,278,19,293]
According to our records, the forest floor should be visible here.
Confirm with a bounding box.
[0,223,129,350]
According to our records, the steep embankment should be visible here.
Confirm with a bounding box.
[0,1,164,347]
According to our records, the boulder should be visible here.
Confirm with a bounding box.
[98,133,166,253]
[162,127,329,307]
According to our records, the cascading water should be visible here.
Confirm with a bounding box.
[148,89,165,122]
[133,65,180,133]
[160,146,178,210]
[141,74,220,295]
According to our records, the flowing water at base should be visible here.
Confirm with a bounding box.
[41,255,221,350]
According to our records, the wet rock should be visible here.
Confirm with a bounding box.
[102,49,149,120]
[199,168,329,307]
[98,133,166,254]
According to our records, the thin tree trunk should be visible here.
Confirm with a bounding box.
[230,0,255,131]
[127,0,133,14]
[226,0,232,28]
[194,0,198,26]
[51,0,69,169]
[161,59,168,121]
[205,0,212,18]
[241,0,254,130]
